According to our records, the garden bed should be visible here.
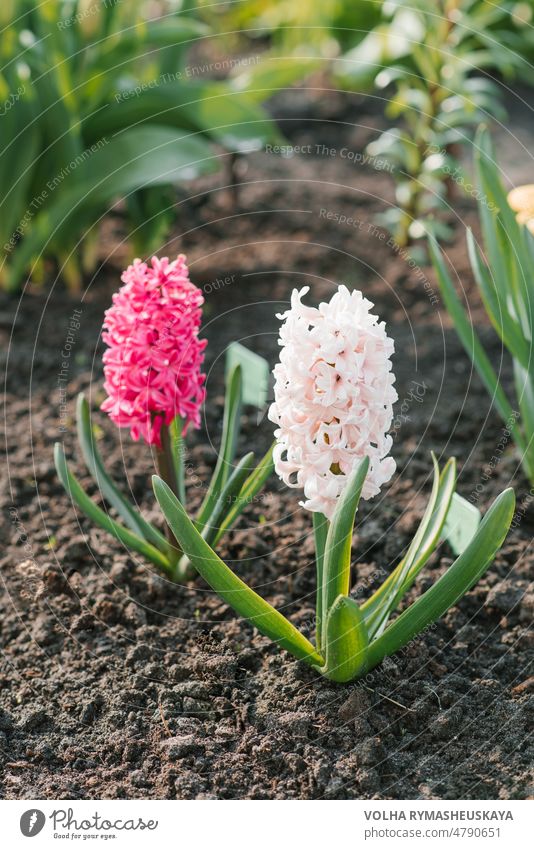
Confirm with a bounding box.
[0,88,533,800]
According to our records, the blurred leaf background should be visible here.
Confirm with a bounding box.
[1,0,533,291]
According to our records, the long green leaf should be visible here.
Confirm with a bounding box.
[153,476,323,666]
[54,443,172,575]
[320,595,369,683]
[362,455,456,638]
[475,127,526,250]
[365,488,515,673]
[474,126,534,339]
[321,457,370,653]
[196,364,243,531]
[513,360,534,482]
[76,394,168,550]
[0,90,41,252]
[25,70,84,198]
[478,200,529,338]
[428,236,525,452]
[466,229,530,369]
[176,451,256,579]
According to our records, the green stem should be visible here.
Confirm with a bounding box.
[157,422,183,574]
[169,416,186,506]
[312,512,329,649]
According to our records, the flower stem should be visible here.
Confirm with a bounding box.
[157,423,183,574]
[313,512,329,650]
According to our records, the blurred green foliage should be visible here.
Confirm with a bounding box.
[0,0,305,292]
[195,0,382,55]
[199,0,534,247]
[430,127,534,485]
[2,1,533,288]
[335,0,534,245]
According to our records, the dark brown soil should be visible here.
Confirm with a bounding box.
[1,86,533,800]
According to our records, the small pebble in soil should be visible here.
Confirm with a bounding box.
[161,735,203,760]
[20,708,53,732]
[486,581,525,613]
[0,708,14,732]
[338,687,372,721]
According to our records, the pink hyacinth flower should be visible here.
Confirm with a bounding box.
[268,286,398,519]
[101,255,207,447]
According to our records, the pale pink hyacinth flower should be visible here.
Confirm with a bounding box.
[268,285,397,519]
[101,255,207,447]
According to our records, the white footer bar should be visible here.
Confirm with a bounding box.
[2,799,532,848]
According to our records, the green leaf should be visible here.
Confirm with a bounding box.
[211,443,275,547]
[7,126,219,290]
[428,235,525,453]
[87,18,209,71]
[474,128,516,230]
[482,205,531,341]
[81,82,198,141]
[319,595,369,683]
[365,488,515,673]
[362,455,456,639]
[196,364,243,531]
[76,393,168,551]
[230,56,322,102]
[0,88,40,253]
[54,443,172,575]
[189,83,284,152]
[153,476,324,666]
[79,18,208,107]
[321,457,370,654]
[466,228,530,369]
[474,126,534,338]
[443,493,482,556]
[176,451,256,579]
[225,342,270,409]
[83,81,281,152]
[513,360,534,482]
[334,25,413,92]
[476,196,516,318]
